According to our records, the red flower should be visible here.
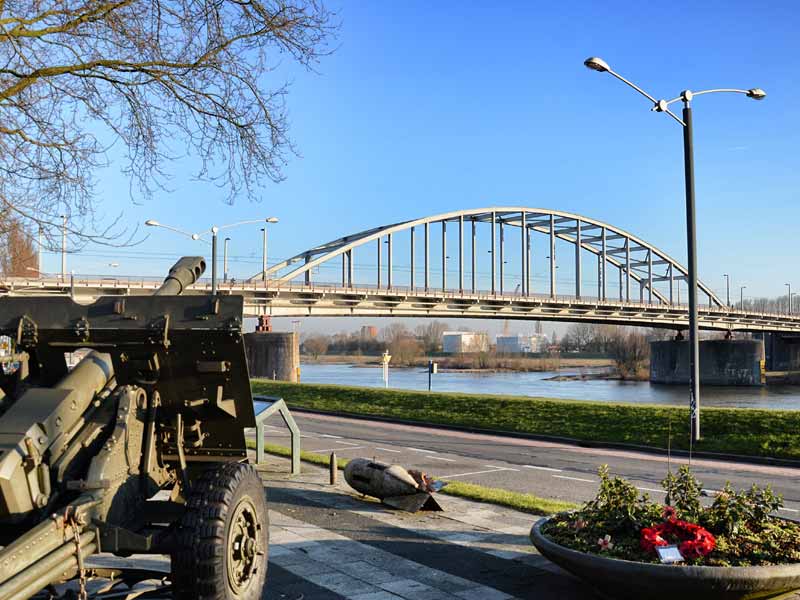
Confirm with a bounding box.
[640,518,716,559]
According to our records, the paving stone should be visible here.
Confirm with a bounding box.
[306,571,382,596]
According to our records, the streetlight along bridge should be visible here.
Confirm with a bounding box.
[2,207,799,333]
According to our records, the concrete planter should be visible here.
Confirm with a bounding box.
[530,517,800,600]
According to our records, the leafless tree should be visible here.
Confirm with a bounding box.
[415,320,447,354]
[0,217,36,275]
[0,1,335,247]
[301,335,329,359]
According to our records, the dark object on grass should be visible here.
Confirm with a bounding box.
[344,458,446,512]
[530,517,800,600]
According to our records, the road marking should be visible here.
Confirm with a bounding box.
[483,465,520,471]
[636,487,665,494]
[522,465,563,473]
[319,434,343,439]
[440,468,509,479]
[779,507,800,513]
[335,441,361,446]
[429,456,457,463]
[406,447,437,454]
[553,475,595,483]
[312,446,365,453]
[375,447,402,453]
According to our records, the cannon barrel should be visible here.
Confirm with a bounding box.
[153,256,206,295]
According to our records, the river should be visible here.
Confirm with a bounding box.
[296,363,800,411]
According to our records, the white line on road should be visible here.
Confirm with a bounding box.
[440,468,509,479]
[319,434,343,439]
[553,475,595,483]
[780,507,800,513]
[335,441,361,446]
[312,446,365,453]
[522,465,563,473]
[429,456,457,463]
[636,487,665,494]
[406,447,437,454]
[483,465,520,471]
[375,447,402,453]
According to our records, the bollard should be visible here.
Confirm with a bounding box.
[329,452,337,485]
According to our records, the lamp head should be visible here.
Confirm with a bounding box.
[746,88,766,100]
[266,217,279,224]
[145,219,159,227]
[584,57,610,73]
[191,233,200,241]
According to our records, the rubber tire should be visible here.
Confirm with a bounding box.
[171,463,269,600]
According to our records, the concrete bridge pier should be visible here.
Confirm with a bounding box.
[650,339,765,386]
[755,332,800,371]
[244,317,299,381]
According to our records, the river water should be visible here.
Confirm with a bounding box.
[296,363,800,411]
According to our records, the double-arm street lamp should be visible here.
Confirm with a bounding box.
[146,217,279,294]
[786,283,793,315]
[723,274,731,308]
[584,56,765,443]
[740,285,747,309]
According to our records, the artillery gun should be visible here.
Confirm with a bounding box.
[0,257,268,600]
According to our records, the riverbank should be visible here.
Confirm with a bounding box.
[303,353,615,372]
[251,380,800,462]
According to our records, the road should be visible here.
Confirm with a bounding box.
[259,410,800,514]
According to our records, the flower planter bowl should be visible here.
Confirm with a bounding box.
[530,517,800,600]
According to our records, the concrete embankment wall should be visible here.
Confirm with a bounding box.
[244,332,299,382]
[650,339,764,386]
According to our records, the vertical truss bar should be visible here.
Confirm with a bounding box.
[677,279,681,305]
[526,224,532,296]
[347,249,353,288]
[341,253,346,286]
[410,227,415,289]
[669,264,674,305]
[377,237,382,289]
[491,211,496,294]
[424,223,429,291]
[619,265,623,300]
[575,219,582,299]
[640,281,645,303]
[471,219,477,293]
[625,238,631,302]
[549,214,556,298]
[520,212,527,296]
[648,250,653,304]
[387,233,393,289]
[442,221,447,292]
[458,215,464,293]
[499,221,505,294]
[597,257,602,301]
[304,255,311,285]
[601,227,607,301]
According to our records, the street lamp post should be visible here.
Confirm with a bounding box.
[60,215,67,280]
[261,217,279,282]
[223,237,231,283]
[786,283,793,315]
[740,285,747,309]
[584,56,764,443]
[724,274,730,308]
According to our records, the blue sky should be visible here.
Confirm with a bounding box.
[56,0,799,331]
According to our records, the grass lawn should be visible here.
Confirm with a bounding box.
[251,380,800,461]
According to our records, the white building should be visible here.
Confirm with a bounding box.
[442,331,489,354]
[496,333,550,354]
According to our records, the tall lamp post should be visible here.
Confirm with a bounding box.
[723,274,730,308]
[740,285,747,309]
[60,215,67,280]
[261,217,279,281]
[786,283,793,315]
[584,56,765,443]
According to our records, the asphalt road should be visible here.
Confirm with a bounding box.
[258,410,800,514]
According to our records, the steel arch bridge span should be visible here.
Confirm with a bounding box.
[252,207,725,310]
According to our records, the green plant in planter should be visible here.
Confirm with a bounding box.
[543,465,800,566]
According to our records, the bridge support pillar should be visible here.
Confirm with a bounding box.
[649,339,764,386]
[754,332,800,371]
[245,330,299,382]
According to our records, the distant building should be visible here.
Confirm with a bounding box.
[442,331,489,354]
[496,333,549,354]
[360,325,378,339]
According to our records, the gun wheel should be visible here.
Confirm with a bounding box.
[171,462,268,600]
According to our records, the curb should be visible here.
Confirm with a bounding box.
[287,406,800,469]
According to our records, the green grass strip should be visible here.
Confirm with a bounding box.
[251,380,800,461]
[250,440,577,515]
